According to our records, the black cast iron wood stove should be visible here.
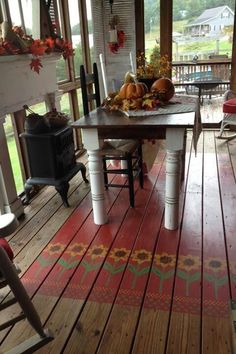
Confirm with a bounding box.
[21,126,89,206]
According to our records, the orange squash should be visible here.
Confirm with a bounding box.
[119,82,148,99]
[151,78,175,102]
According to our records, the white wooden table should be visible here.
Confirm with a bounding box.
[72,102,200,230]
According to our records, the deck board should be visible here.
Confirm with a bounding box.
[202,131,232,353]
[1,101,236,353]
[166,133,203,354]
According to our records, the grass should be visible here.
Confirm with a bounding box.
[4,116,24,194]
[7,135,24,193]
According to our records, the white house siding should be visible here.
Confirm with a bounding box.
[186,6,234,36]
[208,9,234,36]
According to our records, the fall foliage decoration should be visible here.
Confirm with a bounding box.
[0,22,74,73]
[108,15,126,54]
[136,48,171,80]
[102,72,175,112]
[102,91,161,112]
[108,30,126,54]
[30,58,43,74]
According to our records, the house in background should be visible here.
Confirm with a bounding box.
[185,5,234,37]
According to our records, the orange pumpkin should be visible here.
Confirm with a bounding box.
[119,82,148,99]
[151,78,175,102]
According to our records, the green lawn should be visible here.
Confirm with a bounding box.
[7,135,24,193]
[4,115,24,194]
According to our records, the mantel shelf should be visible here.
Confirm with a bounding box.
[0,53,60,117]
[0,52,61,64]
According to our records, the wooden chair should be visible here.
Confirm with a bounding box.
[0,213,53,353]
[80,63,143,207]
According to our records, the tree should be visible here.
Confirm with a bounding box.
[71,20,93,35]
[144,0,160,33]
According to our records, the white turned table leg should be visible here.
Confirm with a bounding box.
[81,128,107,225]
[87,150,107,225]
[165,128,185,230]
[165,150,181,230]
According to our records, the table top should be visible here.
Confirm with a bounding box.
[72,107,195,130]
[72,95,201,144]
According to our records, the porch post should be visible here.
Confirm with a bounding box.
[230,1,236,91]
[135,0,145,54]
[160,0,173,78]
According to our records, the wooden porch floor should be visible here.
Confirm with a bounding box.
[1,97,236,354]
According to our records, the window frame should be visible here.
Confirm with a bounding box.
[0,0,93,191]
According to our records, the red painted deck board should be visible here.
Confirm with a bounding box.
[202,131,232,354]
[2,127,236,354]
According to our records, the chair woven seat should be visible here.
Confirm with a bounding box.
[223,98,236,114]
[102,140,140,156]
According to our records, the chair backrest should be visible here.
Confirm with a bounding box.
[80,63,101,115]
[99,53,108,97]
[99,52,135,96]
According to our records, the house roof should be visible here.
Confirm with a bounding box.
[185,5,234,27]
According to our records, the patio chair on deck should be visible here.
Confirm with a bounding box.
[80,63,143,207]
[218,90,236,139]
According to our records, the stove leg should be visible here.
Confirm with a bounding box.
[55,182,70,207]
[24,182,33,205]
[78,162,89,183]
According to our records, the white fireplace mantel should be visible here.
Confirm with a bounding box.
[0,53,61,217]
[0,53,61,116]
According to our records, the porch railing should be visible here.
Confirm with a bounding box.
[172,58,231,96]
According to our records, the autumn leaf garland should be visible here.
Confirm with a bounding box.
[0,25,74,73]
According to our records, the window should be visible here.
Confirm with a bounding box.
[0,0,93,197]
[86,0,94,62]
[144,0,160,60]
[68,0,82,78]
[172,0,235,61]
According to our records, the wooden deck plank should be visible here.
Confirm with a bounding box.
[1,168,142,351]
[228,138,236,179]
[0,175,91,306]
[215,134,236,300]
[131,137,192,354]
[32,163,163,353]
[2,107,236,354]
[202,131,232,354]
[166,133,203,354]
[69,159,166,354]
[0,175,125,352]
[7,155,88,241]
[0,178,92,344]
[9,169,89,255]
